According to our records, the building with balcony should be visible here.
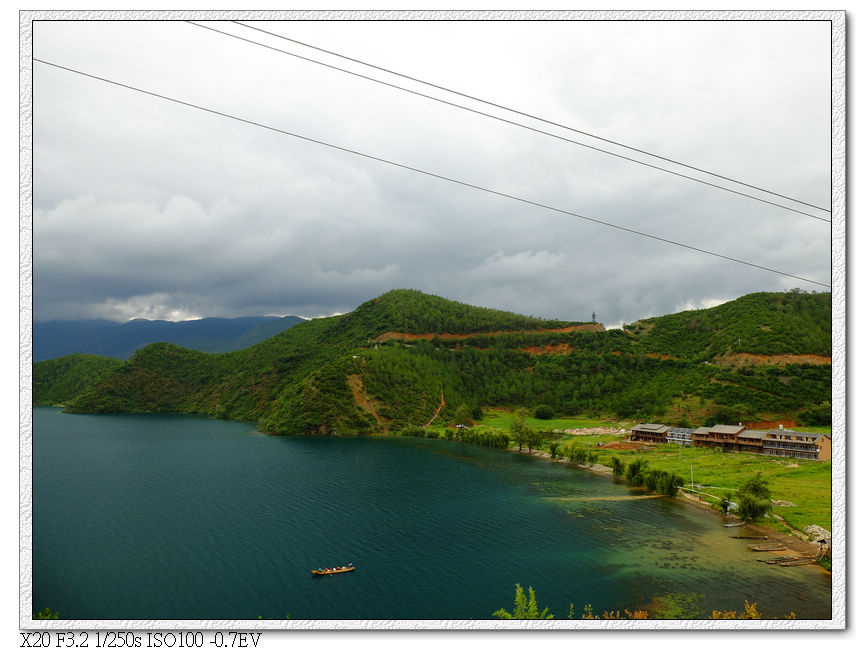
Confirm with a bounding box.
[627,422,831,461]
[665,427,693,446]
[736,429,768,452]
[762,429,831,461]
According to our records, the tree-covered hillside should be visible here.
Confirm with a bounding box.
[334,289,578,338]
[35,289,832,434]
[624,290,831,358]
[33,354,124,406]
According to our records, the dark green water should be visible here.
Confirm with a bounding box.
[32,407,831,620]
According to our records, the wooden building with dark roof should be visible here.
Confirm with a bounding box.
[690,424,745,451]
[736,429,768,453]
[628,423,670,444]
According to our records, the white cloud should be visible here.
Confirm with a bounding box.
[673,296,732,315]
[30,17,834,325]
[91,293,204,322]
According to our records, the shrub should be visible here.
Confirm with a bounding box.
[454,404,473,427]
[626,458,649,486]
[569,446,588,464]
[534,405,555,420]
[800,401,831,426]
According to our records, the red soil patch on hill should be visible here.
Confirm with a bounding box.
[521,343,573,355]
[346,374,386,425]
[423,389,446,427]
[373,323,604,342]
[601,442,647,451]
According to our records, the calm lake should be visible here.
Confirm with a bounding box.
[32,407,831,620]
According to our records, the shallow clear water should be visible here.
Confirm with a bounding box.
[32,408,831,620]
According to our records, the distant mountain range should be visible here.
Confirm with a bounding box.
[33,289,831,435]
[33,315,305,361]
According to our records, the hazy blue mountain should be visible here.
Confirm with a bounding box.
[33,315,305,361]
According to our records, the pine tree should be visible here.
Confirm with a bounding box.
[492,584,553,619]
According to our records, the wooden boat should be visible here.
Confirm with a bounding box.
[311,565,355,576]
[724,522,746,528]
[747,543,787,552]
[756,555,798,564]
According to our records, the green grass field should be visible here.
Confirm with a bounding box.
[585,443,832,532]
[478,407,631,432]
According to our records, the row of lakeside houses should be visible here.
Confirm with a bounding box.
[628,423,831,462]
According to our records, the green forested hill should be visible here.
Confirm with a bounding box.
[346,289,573,334]
[33,354,124,406]
[35,289,832,433]
[624,290,831,358]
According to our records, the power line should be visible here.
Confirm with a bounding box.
[32,57,831,290]
[226,20,832,218]
[186,21,827,224]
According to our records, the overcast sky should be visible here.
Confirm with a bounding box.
[30,16,834,327]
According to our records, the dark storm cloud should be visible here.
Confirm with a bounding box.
[32,18,832,326]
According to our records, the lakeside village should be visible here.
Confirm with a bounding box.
[627,423,831,461]
[618,421,832,559]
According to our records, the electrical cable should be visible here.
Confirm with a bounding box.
[226,20,831,218]
[32,57,831,289]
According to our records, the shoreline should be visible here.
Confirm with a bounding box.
[507,445,829,570]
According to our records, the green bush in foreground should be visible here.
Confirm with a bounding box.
[492,584,553,620]
[494,586,795,620]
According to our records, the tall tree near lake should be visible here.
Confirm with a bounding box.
[737,473,773,522]
[527,429,543,454]
[510,407,531,451]
[454,404,473,427]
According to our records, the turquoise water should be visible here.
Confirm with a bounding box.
[32,408,831,620]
